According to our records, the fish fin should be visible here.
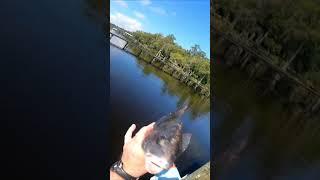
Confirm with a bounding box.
[181,133,192,153]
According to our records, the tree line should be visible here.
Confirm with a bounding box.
[131,31,210,86]
[215,0,320,89]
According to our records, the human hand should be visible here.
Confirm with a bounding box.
[120,122,155,178]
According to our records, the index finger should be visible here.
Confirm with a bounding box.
[124,124,136,144]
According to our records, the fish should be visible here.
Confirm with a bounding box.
[142,103,192,174]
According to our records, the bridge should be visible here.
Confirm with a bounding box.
[182,161,210,180]
[109,24,210,98]
[212,10,320,115]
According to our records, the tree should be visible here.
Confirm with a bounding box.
[188,44,207,58]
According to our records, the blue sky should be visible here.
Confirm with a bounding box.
[110,0,210,58]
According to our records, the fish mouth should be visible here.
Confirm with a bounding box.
[145,153,171,174]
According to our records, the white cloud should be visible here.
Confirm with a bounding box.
[110,12,143,31]
[114,0,128,8]
[149,6,167,16]
[134,11,145,19]
[140,0,151,6]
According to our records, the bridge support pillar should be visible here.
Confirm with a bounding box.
[194,84,199,91]
[151,57,157,64]
[171,69,176,76]
[122,42,128,50]
[240,53,251,69]
[269,73,281,92]
[311,98,320,113]
[138,49,143,57]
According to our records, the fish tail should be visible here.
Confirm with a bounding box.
[175,99,190,118]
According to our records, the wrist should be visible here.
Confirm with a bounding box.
[121,158,142,178]
[110,160,140,180]
[110,170,124,180]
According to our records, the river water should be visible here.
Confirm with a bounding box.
[110,44,210,178]
[213,63,320,180]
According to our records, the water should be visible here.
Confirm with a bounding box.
[109,45,210,178]
[213,63,320,180]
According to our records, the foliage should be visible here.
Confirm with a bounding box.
[215,0,320,88]
[131,31,210,85]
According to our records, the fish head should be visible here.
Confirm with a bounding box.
[142,123,192,174]
[142,122,182,174]
[143,133,192,174]
[144,152,172,174]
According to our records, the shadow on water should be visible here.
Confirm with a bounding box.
[214,63,320,180]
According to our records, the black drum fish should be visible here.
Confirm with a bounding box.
[142,104,192,174]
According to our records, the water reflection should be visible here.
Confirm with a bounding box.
[135,59,210,119]
[214,63,320,179]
